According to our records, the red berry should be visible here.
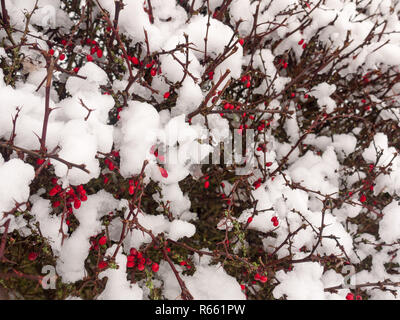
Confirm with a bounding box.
[131,56,139,65]
[52,201,61,208]
[74,199,81,209]
[360,194,367,203]
[346,293,354,300]
[129,185,134,195]
[159,167,168,178]
[204,181,210,189]
[98,261,108,270]
[150,68,157,77]
[152,263,159,272]
[37,158,45,165]
[59,53,65,61]
[137,264,145,271]
[49,186,60,197]
[164,92,170,99]
[239,38,244,46]
[28,252,38,261]
[247,217,253,224]
[266,162,272,167]
[127,261,135,268]
[108,161,115,171]
[208,71,214,80]
[96,48,103,58]
[49,49,55,56]
[73,67,79,73]
[87,54,93,62]
[98,236,107,246]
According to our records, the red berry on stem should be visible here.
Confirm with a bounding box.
[131,56,139,65]
[98,236,107,246]
[152,263,159,272]
[74,199,81,209]
[159,167,168,178]
[346,293,354,300]
[137,264,145,271]
[28,252,38,261]
[49,186,60,197]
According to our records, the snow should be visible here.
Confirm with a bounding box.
[273,261,326,300]
[116,101,160,177]
[161,254,245,300]
[379,201,400,244]
[1,0,400,301]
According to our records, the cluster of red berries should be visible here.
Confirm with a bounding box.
[144,60,160,77]
[256,119,270,132]
[277,58,288,69]
[179,259,192,270]
[220,193,231,205]
[104,150,119,171]
[253,178,262,190]
[298,38,307,49]
[126,248,159,273]
[346,292,362,300]
[271,216,279,227]
[49,181,88,224]
[90,235,107,251]
[83,38,103,62]
[240,74,251,88]
[254,272,268,283]
[256,143,267,153]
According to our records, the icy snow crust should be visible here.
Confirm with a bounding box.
[0,0,400,300]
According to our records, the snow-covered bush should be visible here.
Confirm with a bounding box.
[1,0,400,300]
